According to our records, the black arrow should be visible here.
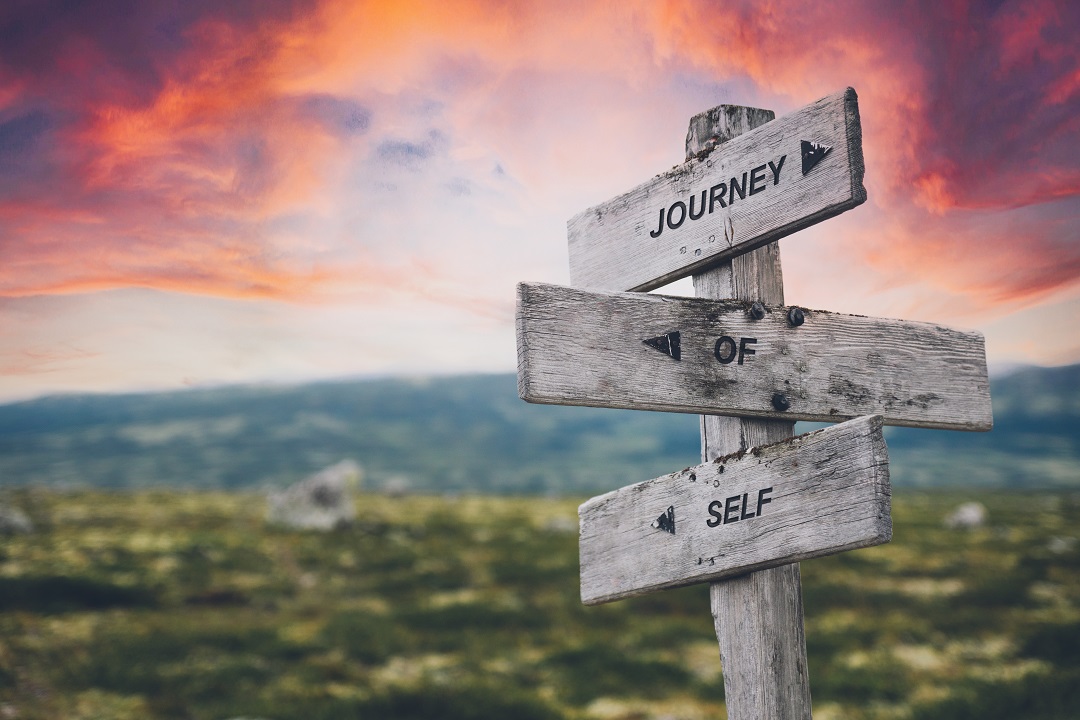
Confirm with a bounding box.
[643,331,681,361]
[651,505,675,534]
[801,140,832,175]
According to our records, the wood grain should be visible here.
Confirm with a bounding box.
[516,282,992,431]
[688,108,807,719]
[578,415,891,605]
[711,562,809,719]
[567,88,865,293]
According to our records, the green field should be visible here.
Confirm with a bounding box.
[2,489,1079,720]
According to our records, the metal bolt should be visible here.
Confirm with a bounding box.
[787,307,805,327]
[750,302,766,320]
[771,393,791,411]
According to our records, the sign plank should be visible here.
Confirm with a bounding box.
[579,414,891,605]
[568,88,866,292]
[517,282,992,431]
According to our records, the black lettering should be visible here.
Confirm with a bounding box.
[756,487,773,516]
[667,201,687,229]
[707,500,723,527]
[724,495,741,524]
[649,207,665,238]
[740,492,755,520]
[738,337,757,365]
[729,172,747,205]
[709,183,727,212]
[714,336,737,364]
[749,164,767,195]
[769,155,786,185]
[689,189,706,220]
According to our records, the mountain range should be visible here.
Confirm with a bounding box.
[1,364,1077,494]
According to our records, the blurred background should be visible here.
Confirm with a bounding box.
[2,0,1078,718]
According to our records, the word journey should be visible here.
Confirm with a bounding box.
[515,87,992,719]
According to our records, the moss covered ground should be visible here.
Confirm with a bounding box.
[1,489,1079,719]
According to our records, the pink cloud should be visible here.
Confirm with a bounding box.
[0,0,1075,321]
[654,0,1080,305]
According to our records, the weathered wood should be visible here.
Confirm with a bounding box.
[686,105,777,162]
[516,282,992,431]
[689,109,809,719]
[711,563,808,719]
[578,414,891,605]
[567,88,865,292]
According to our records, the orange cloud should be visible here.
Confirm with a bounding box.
[0,4,369,302]
[0,0,1076,322]
[0,344,100,377]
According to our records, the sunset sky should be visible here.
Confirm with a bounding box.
[1,0,1077,403]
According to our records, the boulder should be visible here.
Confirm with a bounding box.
[944,501,987,530]
[267,460,361,531]
[0,505,33,535]
[1048,536,1078,554]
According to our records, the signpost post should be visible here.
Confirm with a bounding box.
[515,88,992,719]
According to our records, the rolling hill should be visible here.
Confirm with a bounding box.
[1,364,1077,494]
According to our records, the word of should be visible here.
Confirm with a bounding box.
[707,487,773,527]
[714,336,757,365]
[649,155,787,238]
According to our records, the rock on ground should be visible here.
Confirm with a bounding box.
[944,501,987,530]
[0,505,33,535]
[267,460,361,531]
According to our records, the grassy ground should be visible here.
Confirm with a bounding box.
[1,489,1079,719]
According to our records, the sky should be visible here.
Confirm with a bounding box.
[0,0,1077,403]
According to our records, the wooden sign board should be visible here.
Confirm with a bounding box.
[568,88,865,292]
[579,414,891,605]
[517,282,992,431]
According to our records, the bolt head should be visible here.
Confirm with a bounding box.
[771,393,791,411]
[787,307,805,327]
[750,302,766,320]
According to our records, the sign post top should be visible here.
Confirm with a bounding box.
[685,104,776,160]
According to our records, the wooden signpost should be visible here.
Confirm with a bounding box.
[515,87,992,719]
[517,282,992,430]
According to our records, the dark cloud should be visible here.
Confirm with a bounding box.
[445,178,472,196]
[0,0,317,106]
[0,0,330,208]
[0,111,64,200]
[230,138,274,197]
[895,0,1080,210]
[0,111,51,161]
[377,140,434,161]
[0,0,344,299]
[376,131,446,169]
[296,94,371,137]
